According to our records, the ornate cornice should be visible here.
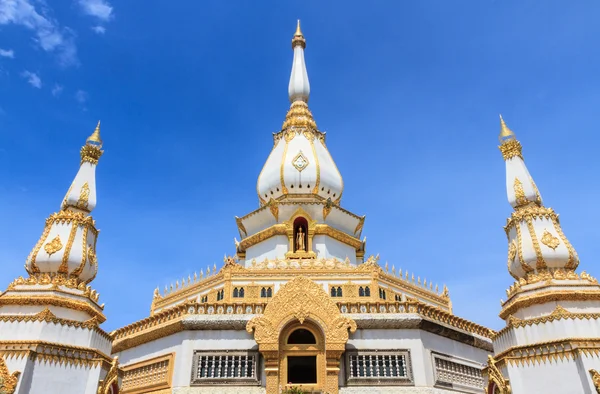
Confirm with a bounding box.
[504,269,596,299]
[493,337,600,368]
[0,340,112,368]
[0,295,106,323]
[0,308,111,341]
[112,296,493,353]
[504,206,557,234]
[6,273,102,304]
[495,304,600,339]
[500,289,600,319]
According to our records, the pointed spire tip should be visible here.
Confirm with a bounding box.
[498,113,515,142]
[86,120,103,147]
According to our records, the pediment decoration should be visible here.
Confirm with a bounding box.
[484,355,511,394]
[246,276,356,350]
[97,356,121,394]
[0,357,20,394]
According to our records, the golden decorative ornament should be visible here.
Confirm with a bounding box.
[541,230,560,250]
[483,355,511,394]
[323,198,332,220]
[513,178,528,207]
[0,356,20,394]
[44,235,63,256]
[58,224,78,274]
[76,182,90,210]
[88,245,97,266]
[507,240,517,267]
[235,216,247,236]
[589,369,600,394]
[267,198,279,222]
[96,356,121,394]
[282,101,317,130]
[292,151,309,172]
[499,139,523,161]
[80,144,103,165]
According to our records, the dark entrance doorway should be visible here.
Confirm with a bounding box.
[287,356,317,384]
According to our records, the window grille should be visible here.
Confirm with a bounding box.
[191,351,260,386]
[200,295,208,303]
[379,289,386,300]
[345,350,412,386]
[433,355,484,393]
[216,289,224,301]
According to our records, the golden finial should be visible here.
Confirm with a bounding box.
[86,120,103,147]
[295,19,303,37]
[499,114,515,143]
[292,19,306,49]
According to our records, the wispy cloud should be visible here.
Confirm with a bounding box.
[91,25,105,34]
[77,0,113,21]
[52,83,63,97]
[77,0,113,33]
[75,89,88,103]
[21,70,41,88]
[0,48,14,58]
[0,0,78,66]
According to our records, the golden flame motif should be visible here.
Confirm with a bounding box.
[513,178,528,207]
[44,235,63,256]
[541,230,560,250]
[508,240,517,264]
[0,356,20,394]
[77,182,90,210]
[87,244,97,266]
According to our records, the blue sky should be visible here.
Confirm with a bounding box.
[1,0,600,332]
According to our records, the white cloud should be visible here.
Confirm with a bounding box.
[75,89,88,103]
[0,0,78,66]
[91,25,105,34]
[21,70,41,88]
[0,48,14,58]
[77,0,113,21]
[52,83,63,97]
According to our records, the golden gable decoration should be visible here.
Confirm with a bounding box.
[0,357,20,394]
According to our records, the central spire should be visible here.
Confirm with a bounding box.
[288,20,310,103]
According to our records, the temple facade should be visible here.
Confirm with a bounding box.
[0,21,599,394]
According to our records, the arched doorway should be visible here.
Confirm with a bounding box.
[246,276,357,394]
[280,322,324,391]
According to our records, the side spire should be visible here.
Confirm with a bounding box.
[498,116,579,281]
[498,115,542,209]
[62,122,104,213]
[288,20,310,103]
[25,121,104,284]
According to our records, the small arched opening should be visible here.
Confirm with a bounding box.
[293,217,309,253]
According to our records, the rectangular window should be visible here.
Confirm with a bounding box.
[433,354,484,393]
[191,351,260,386]
[345,350,412,386]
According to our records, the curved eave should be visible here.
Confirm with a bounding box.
[111,299,493,354]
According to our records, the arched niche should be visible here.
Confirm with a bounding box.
[284,207,317,259]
